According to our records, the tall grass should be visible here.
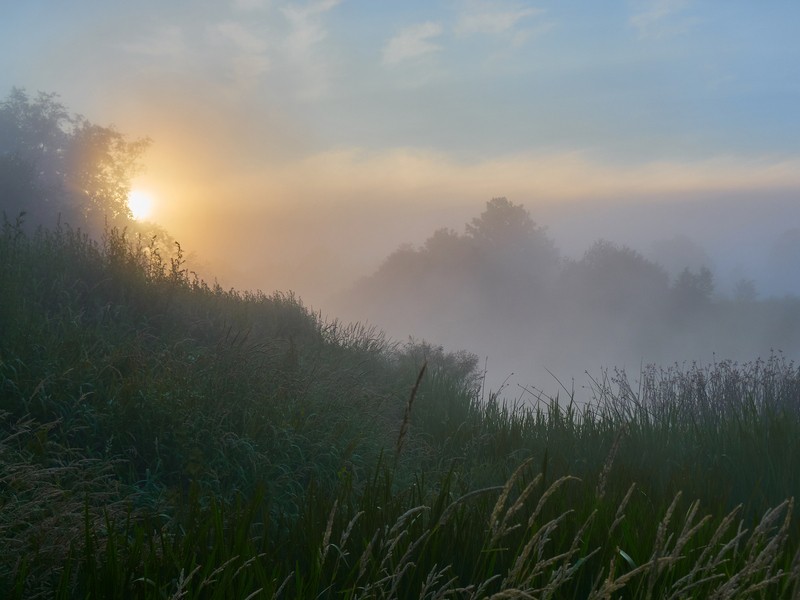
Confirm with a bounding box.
[1,217,799,598]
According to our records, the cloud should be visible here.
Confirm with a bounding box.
[266,149,800,205]
[143,141,800,302]
[210,21,271,89]
[214,21,268,55]
[455,1,544,36]
[282,0,342,53]
[281,0,342,99]
[231,0,269,10]
[629,0,697,39]
[119,19,272,92]
[120,25,187,61]
[383,22,444,65]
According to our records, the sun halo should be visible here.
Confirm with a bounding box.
[127,189,155,221]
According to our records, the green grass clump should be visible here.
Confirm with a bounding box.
[1,217,799,598]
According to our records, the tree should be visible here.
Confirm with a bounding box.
[466,197,556,258]
[671,266,715,310]
[0,88,150,231]
[564,240,670,316]
[0,153,42,220]
[733,278,758,303]
[465,197,560,286]
[66,119,151,224]
[422,228,475,274]
[648,234,712,280]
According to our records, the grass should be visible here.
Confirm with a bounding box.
[1,217,799,598]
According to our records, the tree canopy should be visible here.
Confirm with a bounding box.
[466,197,558,263]
[0,88,150,232]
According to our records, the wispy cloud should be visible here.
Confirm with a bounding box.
[213,21,268,55]
[455,1,544,37]
[452,0,551,50]
[281,0,342,99]
[629,0,696,39]
[383,22,444,66]
[273,149,800,204]
[282,0,341,55]
[121,25,187,60]
[211,21,271,88]
[231,0,270,10]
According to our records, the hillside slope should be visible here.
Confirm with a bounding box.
[2,220,799,598]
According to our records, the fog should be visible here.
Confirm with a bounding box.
[19,90,800,398]
[4,85,800,399]
[311,194,800,399]
[132,152,800,401]
[4,1,800,398]
[147,144,800,304]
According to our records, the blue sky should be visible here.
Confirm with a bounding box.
[2,1,800,297]
[4,0,799,162]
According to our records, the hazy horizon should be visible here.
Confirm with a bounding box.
[3,1,800,394]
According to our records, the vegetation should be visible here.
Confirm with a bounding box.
[1,219,799,598]
[339,197,800,383]
[2,89,799,598]
[0,88,166,246]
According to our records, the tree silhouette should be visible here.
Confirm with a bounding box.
[0,88,150,231]
[733,278,758,303]
[648,234,712,280]
[0,152,44,221]
[564,240,670,318]
[671,266,715,311]
[66,119,150,223]
[465,197,559,300]
[466,197,558,262]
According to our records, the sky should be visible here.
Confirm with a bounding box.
[2,0,800,304]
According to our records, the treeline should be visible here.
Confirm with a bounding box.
[339,198,800,374]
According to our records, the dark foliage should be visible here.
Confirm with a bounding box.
[0,88,150,234]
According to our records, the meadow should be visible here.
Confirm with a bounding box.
[1,218,799,598]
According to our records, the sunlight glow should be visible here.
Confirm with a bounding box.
[127,189,155,221]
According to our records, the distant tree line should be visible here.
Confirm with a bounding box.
[351,197,719,314]
[341,197,800,368]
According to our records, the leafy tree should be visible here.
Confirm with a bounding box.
[0,88,150,231]
[564,240,670,317]
[338,199,563,342]
[0,153,43,220]
[66,118,150,223]
[422,228,476,277]
[371,243,422,282]
[733,278,758,303]
[465,197,560,299]
[466,197,535,244]
[466,197,558,261]
[672,266,715,310]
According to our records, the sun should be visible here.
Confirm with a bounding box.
[127,189,155,221]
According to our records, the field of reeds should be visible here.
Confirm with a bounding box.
[1,218,799,598]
